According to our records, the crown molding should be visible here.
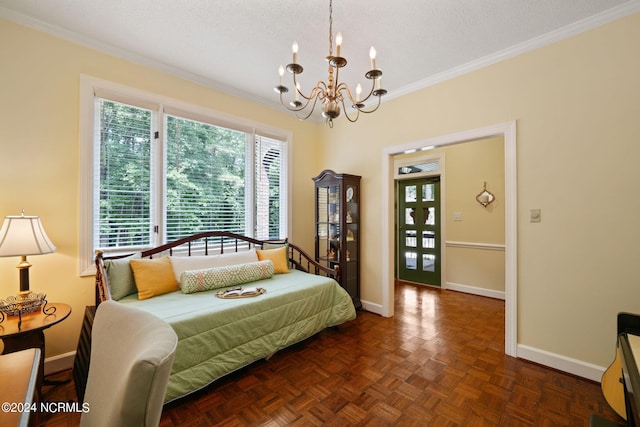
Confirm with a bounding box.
[2,2,638,110]
[385,1,640,101]
[0,5,283,112]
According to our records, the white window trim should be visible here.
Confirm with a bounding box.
[79,75,292,276]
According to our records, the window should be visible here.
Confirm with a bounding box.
[255,135,286,240]
[397,160,439,177]
[164,114,248,241]
[80,76,290,275]
[96,99,153,249]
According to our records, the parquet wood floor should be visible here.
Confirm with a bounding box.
[39,282,623,426]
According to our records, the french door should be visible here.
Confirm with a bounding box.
[397,177,441,286]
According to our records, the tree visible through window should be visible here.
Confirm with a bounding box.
[166,115,246,241]
[97,99,152,249]
[94,97,287,252]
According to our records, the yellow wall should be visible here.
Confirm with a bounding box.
[2,12,639,374]
[318,13,640,367]
[0,18,321,360]
[395,136,506,294]
[442,137,505,294]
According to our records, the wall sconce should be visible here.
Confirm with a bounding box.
[476,182,495,208]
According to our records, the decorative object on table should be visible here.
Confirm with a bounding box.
[273,0,386,127]
[0,211,57,328]
[476,182,496,208]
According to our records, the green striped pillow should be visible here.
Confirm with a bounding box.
[180,260,274,294]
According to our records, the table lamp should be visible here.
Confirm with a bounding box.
[0,211,56,324]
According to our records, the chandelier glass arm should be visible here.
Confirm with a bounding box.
[355,92,383,114]
[278,90,313,112]
[295,95,322,121]
[292,74,329,101]
[278,73,328,111]
[341,97,361,123]
[278,86,324,121]
[335,77,384,114]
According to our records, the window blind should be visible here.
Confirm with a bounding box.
[95,98,152,249]
[255,135,286,240]
[165,115,247,242]
[91,89,288,255]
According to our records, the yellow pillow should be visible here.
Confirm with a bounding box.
[129,257,179,300]
[256,246,290,274]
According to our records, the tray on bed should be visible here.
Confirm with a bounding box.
[215,287,266,299]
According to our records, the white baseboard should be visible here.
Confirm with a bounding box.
[361,299,384,316]
[517,344,605,383]
[45,351,76,375]
[443,284,603,382]
[445,282,505,300]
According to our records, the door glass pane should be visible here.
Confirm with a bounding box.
[405,208,415,225]
[405,185,417,202]
[346,229,356,241]
[329,186,339,222]
[318,188,328,222]
[405,230,417,247]
[319,239,328,261]
[328,242,339,261]
[422,230,435,248]
[423,254,435,272]
[424,207,435,225]
[422,183,435,202]
[405,252,417,270]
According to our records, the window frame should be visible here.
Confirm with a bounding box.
[79,75,292,276]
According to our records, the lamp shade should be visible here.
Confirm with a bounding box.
[0,215,56,257]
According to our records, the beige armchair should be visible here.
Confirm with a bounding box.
[80,301,178,427]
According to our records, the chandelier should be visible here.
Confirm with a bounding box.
[274,0,386,127]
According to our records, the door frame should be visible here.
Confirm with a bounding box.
[381,121,517,357]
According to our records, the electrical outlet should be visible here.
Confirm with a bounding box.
[453,212,462,221]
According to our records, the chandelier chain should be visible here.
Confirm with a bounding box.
[328,0,333,56]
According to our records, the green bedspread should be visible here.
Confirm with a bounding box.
[118,269,356,402]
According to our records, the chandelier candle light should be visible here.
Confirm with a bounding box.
[274,0,386,127]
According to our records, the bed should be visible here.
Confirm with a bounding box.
[92,231,356,403]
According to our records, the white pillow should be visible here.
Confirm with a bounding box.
[169,249,259,282]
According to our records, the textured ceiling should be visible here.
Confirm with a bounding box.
[1,0,638,118]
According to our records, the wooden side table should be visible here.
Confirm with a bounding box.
[0,348,40,427]
[0,303,72,398]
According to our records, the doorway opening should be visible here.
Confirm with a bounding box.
[381,121,517,357]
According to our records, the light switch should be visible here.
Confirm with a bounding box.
[453,212,462,221]
[530,209,541,223]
